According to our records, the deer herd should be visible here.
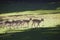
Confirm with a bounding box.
[0,16,44,28]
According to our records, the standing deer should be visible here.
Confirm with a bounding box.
[0,19,3,24]
[4,20,13,29]
[0,19,4,28]
[4,20,12,26]
[22,18,32,27]
[12,20,23,27]
[32,18,44,27]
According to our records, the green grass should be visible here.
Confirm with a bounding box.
[0,2,60,40]
[0,27,60,40]
[0,9,60,34]
[0,2,60,16]
[0,10,60,16]
[0,13,60,34]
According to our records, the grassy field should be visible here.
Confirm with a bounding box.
[0,10,60,16]
[0,12,60,34]
[0,2,60,40]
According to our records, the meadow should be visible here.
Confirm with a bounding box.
[0,2,60,40]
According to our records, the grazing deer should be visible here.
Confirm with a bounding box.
[32,18,44,27]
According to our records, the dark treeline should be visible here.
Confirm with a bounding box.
[0,0,60,2]
[0,0,60,13]
[0,0,60,4]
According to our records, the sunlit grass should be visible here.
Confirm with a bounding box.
[0,13,60,34]
[0,10,60,16]
[0,2,60,40]
[0,6,60,34]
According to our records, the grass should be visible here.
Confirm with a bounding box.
[0,27,60,40]
[0,10,60,16]
[0,13,60,34]
[0,7,60,34]
[0,2,60,40]
[0,9,60,34]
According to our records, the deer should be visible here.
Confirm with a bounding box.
[3,20,12,29]
[22,18,32,27]
[4,20,12,26]
[4,19,18,29]
[0,19,4,28]
[12,20,23,27]
[32,18,44,27]
[11,18,32,28]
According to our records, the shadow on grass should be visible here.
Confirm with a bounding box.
[0,2,60,14]
[0,25,60,40]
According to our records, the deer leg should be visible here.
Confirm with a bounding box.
[19,23,22,28]
[21,22,24,28]
[27,23,28,27]
[17,23,20,29]
[6,23,11,29]
[32,22,35,28]
[32,22,34,27]
[27,22,29,27]
[15,23,18,29]
[20,23,22,28]
[37,23,40,27]
[9,23,12,29]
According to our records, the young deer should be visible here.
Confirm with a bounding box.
[32,18,44,27]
